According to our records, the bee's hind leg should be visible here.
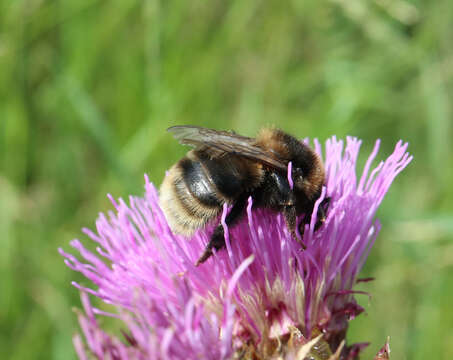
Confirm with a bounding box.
[195,226,225,266]
[196,196,248,266]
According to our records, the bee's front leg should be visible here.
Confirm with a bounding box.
[284,205,306,250]
[314,196,330,231]
[298,196,331,239]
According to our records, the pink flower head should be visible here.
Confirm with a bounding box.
[60,136,412,359]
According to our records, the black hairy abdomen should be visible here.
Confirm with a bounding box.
[196,156,244,199]
[179,150,258,206]
[179,158,221,207]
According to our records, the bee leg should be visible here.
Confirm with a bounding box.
[196,196,248,266]
[314,197,331,231]
[314,206,326,231]
[297,212,311,240]
[195,226,225,265]
[284,205,306,250]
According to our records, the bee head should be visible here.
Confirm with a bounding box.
[256,127,325,202]
[290,154,325,202]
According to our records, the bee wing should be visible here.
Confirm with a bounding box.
[168,125,287,170]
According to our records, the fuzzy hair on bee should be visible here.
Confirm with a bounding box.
[159,126,328,265]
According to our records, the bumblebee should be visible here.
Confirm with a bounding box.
[159,126,328,265]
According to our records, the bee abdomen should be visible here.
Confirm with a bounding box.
[159,157,224,236]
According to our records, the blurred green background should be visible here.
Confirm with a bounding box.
[0,0,452,359]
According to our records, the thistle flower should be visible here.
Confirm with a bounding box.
[60,136,412,359]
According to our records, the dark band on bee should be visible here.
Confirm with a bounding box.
[193,150,249,200]
[180,158,221,207]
